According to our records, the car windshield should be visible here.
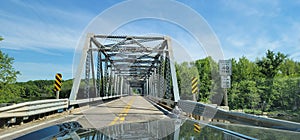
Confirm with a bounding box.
[1,1,300,140]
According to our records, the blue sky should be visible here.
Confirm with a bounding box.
[0,0,300,82]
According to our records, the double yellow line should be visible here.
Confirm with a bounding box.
[109,96,136,125]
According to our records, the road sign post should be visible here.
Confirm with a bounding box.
[219,60,232,106]
[54,73,62,99]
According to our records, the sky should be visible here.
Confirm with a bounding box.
[0,0,300,82]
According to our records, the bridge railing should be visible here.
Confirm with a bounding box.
[69,95,123,105]
[178,100,300,132]
[0,99,68,118]
[0,94,125,127]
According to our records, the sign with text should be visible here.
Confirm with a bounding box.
[219,60,232,76]
[221,76,231,88]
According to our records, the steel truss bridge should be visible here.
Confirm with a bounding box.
[70,34,179,104]
[0,34,300,139]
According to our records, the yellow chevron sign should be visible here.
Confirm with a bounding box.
[194,123,201,133]
[54,73,62,91]
[191,77,198,94]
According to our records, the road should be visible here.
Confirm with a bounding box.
[0,95,168,139]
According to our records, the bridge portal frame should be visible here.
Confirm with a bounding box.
[69,34,180,103]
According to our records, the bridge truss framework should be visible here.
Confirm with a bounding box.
[69,34,180,103]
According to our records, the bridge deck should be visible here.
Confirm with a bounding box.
[77,95,168,128]
[0,95,168,139]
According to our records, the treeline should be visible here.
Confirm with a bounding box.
[176,50,300,112]
[0,79,73,104]
[0,36,73,103]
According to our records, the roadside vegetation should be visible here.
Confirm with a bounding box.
[176,50,300,122]
[0,37,73,104]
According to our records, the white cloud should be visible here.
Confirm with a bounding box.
[0,1,94,53]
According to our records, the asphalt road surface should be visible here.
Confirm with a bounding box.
[0,95,168,139]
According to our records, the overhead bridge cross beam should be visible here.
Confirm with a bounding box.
[69,34,180,104]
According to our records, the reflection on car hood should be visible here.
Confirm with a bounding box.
[15,119,255,140]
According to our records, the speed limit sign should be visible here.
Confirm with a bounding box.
[219,60,232,76]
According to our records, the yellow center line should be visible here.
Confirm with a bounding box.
[109,96,136,125]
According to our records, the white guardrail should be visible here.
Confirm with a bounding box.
[0,99,68,118]
[69,95,123,105]
[0,95,124,119]
[178,100,300,132]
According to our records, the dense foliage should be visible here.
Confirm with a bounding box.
[176,50,300,112]
[0,79,73,103]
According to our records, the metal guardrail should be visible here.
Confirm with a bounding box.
[0,99,68,118]
[217,110,300,131]
[0,94,125,120]
[178,100,300,132]
[69,95,123,105]
[147,96,256,139]
[191,119,257,140]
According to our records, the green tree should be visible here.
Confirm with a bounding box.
[279,59,298,77]
[194,56,222,104]
[0,37,22,103]
[0,51,20,84]
[256,50,287,111]
[195,56,220,103]
[195,57,212,102]
[176,62,198,100]
[228,57,260,110]
[257,50,287,79]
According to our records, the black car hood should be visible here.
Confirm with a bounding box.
[15,119,255,140]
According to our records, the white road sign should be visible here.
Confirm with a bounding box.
[219,60,232,76]
[221,76,231,88]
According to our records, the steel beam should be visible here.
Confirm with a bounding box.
[166,37,180,102]
[71,34,180,103]
[70,33,93,100]
[84,50,91,99]
[93,35,165,40]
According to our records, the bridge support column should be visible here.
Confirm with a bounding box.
[104,56,109,97]
[166,37,180,103]
[113,73,117,97]
[115,75,118,96]
[153,68,157,97]
[150,74,154,97]
[108,66,112,97]
[120,77,124,96]
[84,49,91,99]
[96,51,102,97]
[70,33,93,100]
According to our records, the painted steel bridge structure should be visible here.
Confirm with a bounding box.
[70,34,179,104]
